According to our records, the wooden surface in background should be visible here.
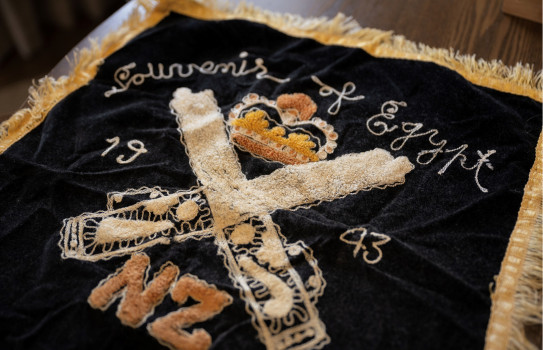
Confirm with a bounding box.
[503,0,542,24]
[229,0,542,70]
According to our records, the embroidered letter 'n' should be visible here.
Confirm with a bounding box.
[87,253,180,327]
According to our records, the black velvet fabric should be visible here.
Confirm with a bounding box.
[0,13,541,350]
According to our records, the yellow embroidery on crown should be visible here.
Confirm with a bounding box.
[232,109,319,162]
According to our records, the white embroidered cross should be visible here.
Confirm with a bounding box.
[168,88,411,348]
[60,87,413,350]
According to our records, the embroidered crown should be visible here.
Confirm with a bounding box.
[228,93,338,165]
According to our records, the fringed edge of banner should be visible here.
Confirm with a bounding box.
[510,222,542,350]
[485,135,542,350]
[0,3,540,347]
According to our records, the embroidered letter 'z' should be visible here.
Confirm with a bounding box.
[148,274,233,350]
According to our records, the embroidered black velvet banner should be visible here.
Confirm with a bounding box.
[0,13,540,350]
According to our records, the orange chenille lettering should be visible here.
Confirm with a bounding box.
[148,274,232,350]
[88,253,179,327]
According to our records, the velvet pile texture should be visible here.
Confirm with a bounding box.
[0,13,541,350]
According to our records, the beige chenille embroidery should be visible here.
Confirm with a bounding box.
[60,87,413,350]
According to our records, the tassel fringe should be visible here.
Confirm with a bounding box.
[220,0,542,101]
[0,1,541,348]
[507,213,542,350]
[485,135,542,350]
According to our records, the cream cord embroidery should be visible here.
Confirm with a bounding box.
[339,228,391,265]
[104,52,290,97]
[311,75,365,115]
[101,136,120,156]
[101,137,148,164]
[118,140,147,163]
[438,147,496,193]
[60,186,214,261]
[366,100,496,193]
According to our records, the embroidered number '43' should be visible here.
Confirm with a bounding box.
[88,253,232,350]
[101,136,148,164]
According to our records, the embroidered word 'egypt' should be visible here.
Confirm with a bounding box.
[366,100,496,193]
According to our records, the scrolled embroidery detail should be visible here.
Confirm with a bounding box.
[104,52,290,97]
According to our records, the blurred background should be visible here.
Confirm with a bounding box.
[0,0,125,119]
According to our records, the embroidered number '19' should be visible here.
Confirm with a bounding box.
[101,136,148,164]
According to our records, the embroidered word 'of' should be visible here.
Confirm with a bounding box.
[366,100,496,193]
[104,52,290,97]
[311,75,365,115]
[339,227,390,264]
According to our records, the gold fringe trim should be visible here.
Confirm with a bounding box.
[485,135,542,350]
[510,219,542,350]
[0,2,541,346]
